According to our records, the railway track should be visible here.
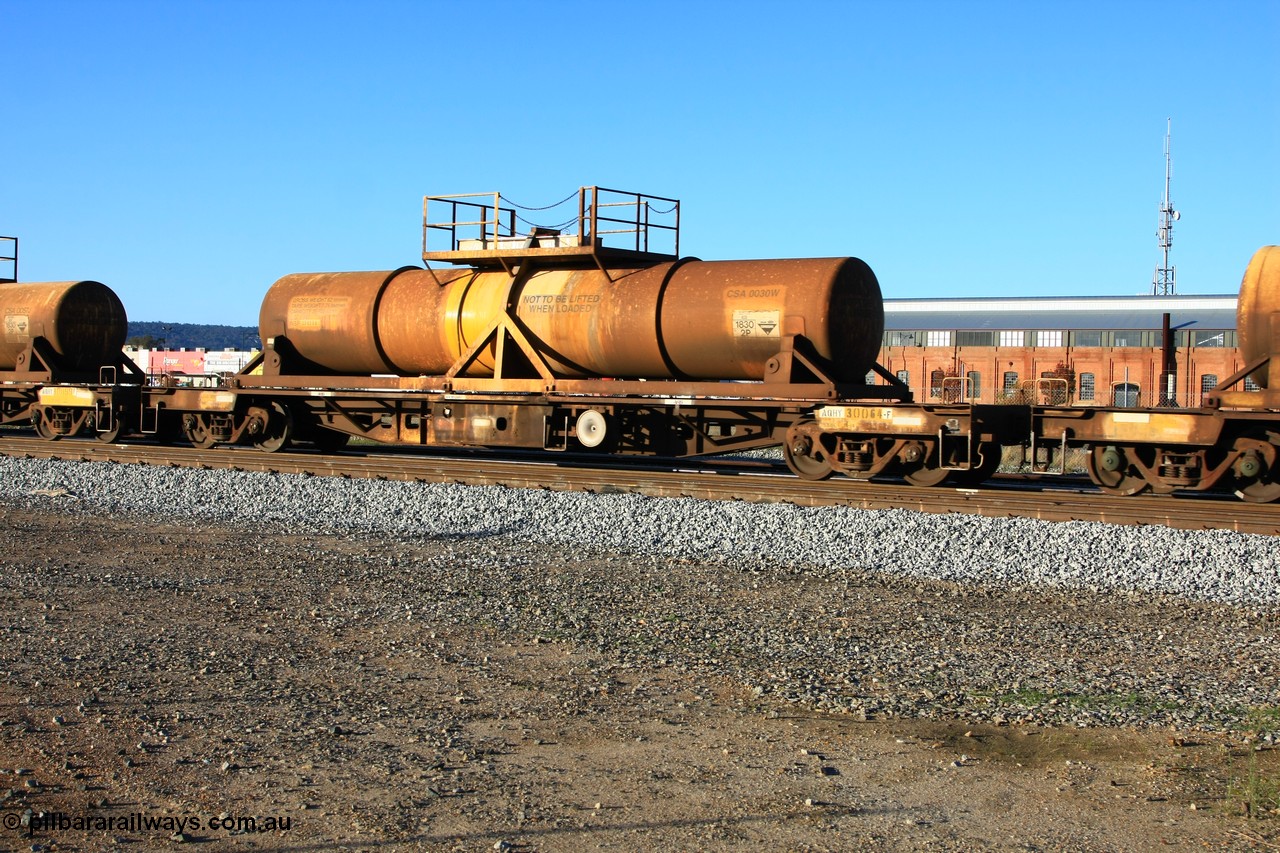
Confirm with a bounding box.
[1,435,1277,535]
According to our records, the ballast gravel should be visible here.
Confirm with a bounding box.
[1,454,1277,738]
[0,455,1275,606]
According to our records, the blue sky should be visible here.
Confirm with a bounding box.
[4,0,1277,324]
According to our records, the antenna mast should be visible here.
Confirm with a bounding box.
[1152,118,1180,295]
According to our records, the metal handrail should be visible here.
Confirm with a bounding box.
[424,187,679,257]
[581,186,679,255]
[1033,377,1071,406]
[0,236,16,283]
[940,375,976,402]
[423,193,518,254]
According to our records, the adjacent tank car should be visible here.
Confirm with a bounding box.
[0,279,142,439]
[2,187,1278,501]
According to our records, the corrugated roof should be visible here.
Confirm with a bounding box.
[883,294,1238,331]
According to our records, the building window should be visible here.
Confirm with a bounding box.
[1111,330,1144,347]
[957,331,994,347]
[998,371,1020,402]
[966,371,981,399]
[930,368,945,398]
[886,331,918,347]
[925,330,952,347]
[1245,376,1262,392]
[1200,374,1218,403]
[1079,372,1095,401]
[1113,382,1140,408]
[1036,330,1063,347]
[998,331,1023,347]
[896,369,910,388]
[1071,331,1102,347]
[1193,331,1227,348]
[865,370,877,385]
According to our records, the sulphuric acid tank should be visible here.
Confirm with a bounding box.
[0,281,128,372]
[1235,245,1280,388]
[258,257,884,382]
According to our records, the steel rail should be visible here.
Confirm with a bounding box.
[0,436,1276,536]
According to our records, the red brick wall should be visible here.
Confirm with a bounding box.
[876,344,1243,408]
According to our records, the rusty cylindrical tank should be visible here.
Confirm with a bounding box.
[259,258,884,382]
[0,281,128,372]
[1236,246,1280,388]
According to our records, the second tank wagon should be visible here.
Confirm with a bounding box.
[259,257,885,383]
[231,189,907,459]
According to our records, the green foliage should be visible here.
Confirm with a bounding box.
[127,322,259,351]
[1246,706,1280,734]
[992,687,1181,715]
[1224,707,1280,819]
[1227,750,1280,819]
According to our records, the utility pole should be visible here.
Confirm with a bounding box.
[1152,119,1180,296]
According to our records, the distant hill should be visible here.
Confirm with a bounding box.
[127,322,260,351]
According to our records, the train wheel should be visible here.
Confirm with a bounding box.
[1232,441,1280,503]
[896,440,949,487]
[90,409,124,443]
[901,461,950,487]
[95,419,124,443]
[253,402,294,453]
[951,442,1002,487]
[182,415,218,449]
[1085,445,1148,497]
[783,435,834,481]
[33,413,61,441]
[1237,479,1280,503]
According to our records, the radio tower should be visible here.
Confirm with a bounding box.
[1152,118,1180,295]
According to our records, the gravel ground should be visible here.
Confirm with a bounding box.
[1,454,1277,733]
[1,454,1276,607]
[1,454,1279,849]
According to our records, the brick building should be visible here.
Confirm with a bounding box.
[878,293,1244,408]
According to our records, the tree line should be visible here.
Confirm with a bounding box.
[126,322,260,351]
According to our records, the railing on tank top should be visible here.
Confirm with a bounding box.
[0,236,16,283]
[421,187,679,263]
